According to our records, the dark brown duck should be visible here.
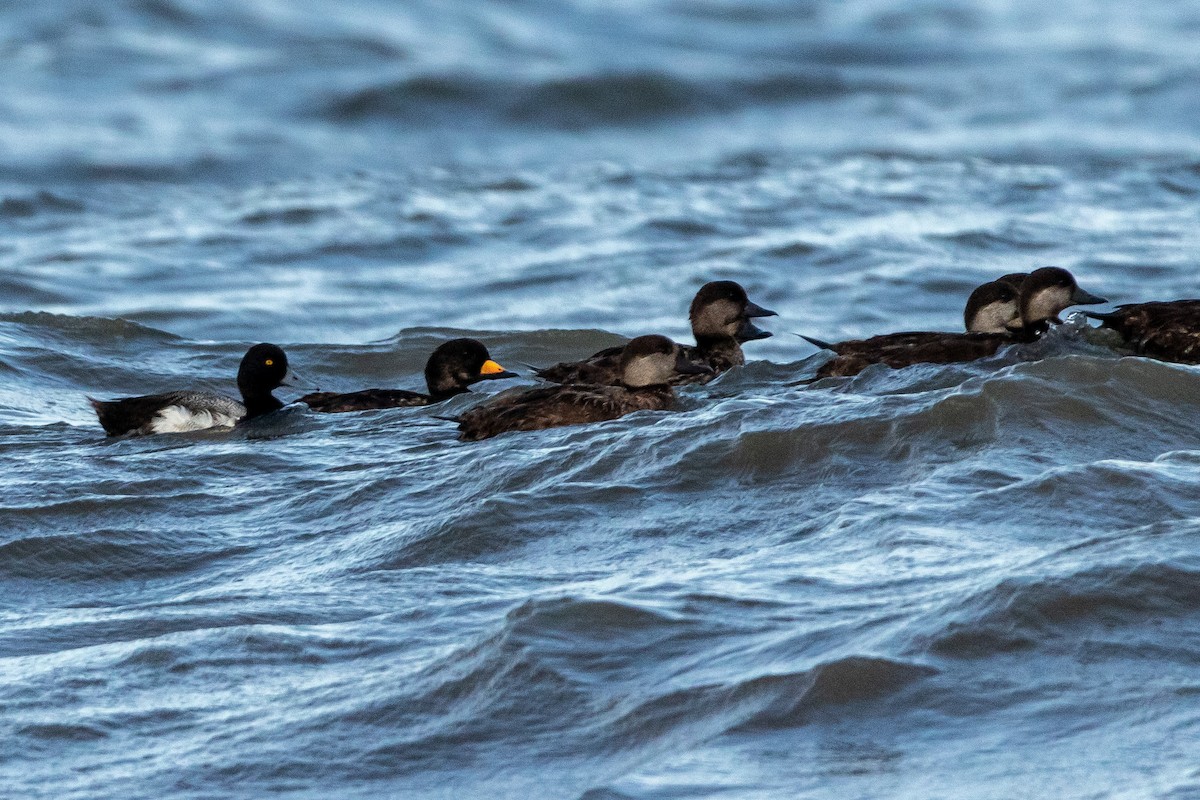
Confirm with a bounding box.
[805,268,1105,379]
[536,280,776,385]
[799,278,1022,375]
[456,335,711,441]
[1085,300,1200,364]
[300,338,517,413]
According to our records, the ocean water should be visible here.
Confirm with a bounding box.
[3,1,1200,798]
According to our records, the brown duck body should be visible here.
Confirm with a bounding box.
[535,345,624,385]
[810,278,1025,378]
[536,281,775,386]
[458,334,708,441]
[1088,300,1200,364]
[814,331,1023,378]
[536,338,747,386]
[808,269,1104,379]
[456,383,675,441]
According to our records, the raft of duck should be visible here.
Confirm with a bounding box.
[87,270,1200,441]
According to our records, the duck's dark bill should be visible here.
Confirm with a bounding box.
[744,300,778,318]
[736,319,773,341]
[1072,287,1107,305]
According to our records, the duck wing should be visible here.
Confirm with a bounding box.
[457,384,673,440]
[534,346,624,385]
[831,331,963,354]
[89,391,244,436]
[299,389,429,413]
[815,333,1011,378]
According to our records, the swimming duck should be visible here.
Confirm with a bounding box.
[299,338,517,413]
[799,278,1020,364]
[535,281,776,385]
[964,278,1024,333]
[90,343,296,436]
[455,335,711,441]
[1084,300,1200,364]
[805,268,1105,378]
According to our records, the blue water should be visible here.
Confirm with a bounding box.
[3,1,1200,798]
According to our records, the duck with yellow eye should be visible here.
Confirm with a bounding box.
[300,338,519,413]
[89,343,299,436]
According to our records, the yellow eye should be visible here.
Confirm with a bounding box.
[265,359,274,366]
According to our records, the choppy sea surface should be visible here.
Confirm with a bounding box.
[3,1,1200,798]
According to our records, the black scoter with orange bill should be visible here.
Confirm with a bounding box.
[300,338,517,413]
[1085,300,1200,364]
[90,343,297,436]
[456,334,711,441]
[806,267,1105,378]
[536,280,775,385]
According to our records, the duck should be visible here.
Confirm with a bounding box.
[455,334,711,441]
[798,277,1020,367]
[89,343,296,436]
[804,267,1106,379]
[535,280,776,385]
[1084,300,1200,364]
[964,277,1024,333]
[298,338,518,413]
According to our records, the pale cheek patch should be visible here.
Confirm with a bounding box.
[1027,287,1073,321]
[971,302,1018,333]
[150,405,240,434]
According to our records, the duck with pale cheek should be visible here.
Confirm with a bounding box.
[536,280,776,385]
[1015,267,1106,335]
[804,267,1106,378]
[90,343,298,437]
[299,338,517,413]
[799,278,1022,367]
[966,278,1024,334]
[456,334,711,441]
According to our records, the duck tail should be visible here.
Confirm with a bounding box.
[793,333,835,351]
[429,414,460,424]
[1081,310,1121,325]
[514,361,548,375]
[86,396,124,436]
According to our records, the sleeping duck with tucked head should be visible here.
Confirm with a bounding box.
[455,334,711,441]
[802,267,1105,378]
[535,280,776,385]
[90,343,297,436]
[299,338,517,413]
